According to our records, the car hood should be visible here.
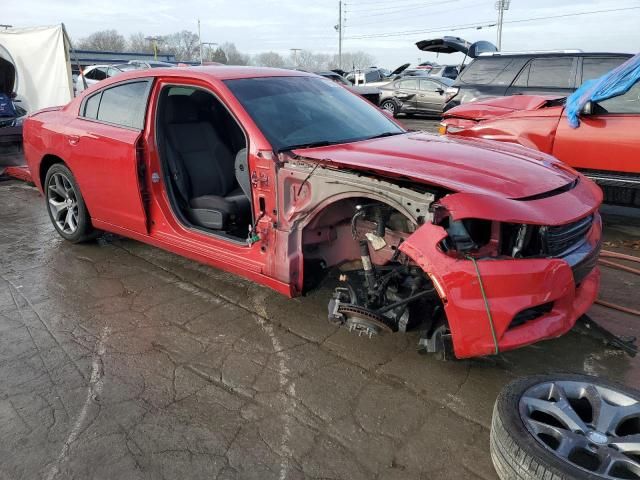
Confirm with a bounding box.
[444,95,563,121]
[292,132,577,199]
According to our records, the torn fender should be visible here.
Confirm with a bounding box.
[437,176,602,226]
[400,222,600,358]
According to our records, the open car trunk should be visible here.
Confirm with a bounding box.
[0,50,16,96]
[416,36,497,58]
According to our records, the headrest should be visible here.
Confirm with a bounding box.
[165,95,199,123]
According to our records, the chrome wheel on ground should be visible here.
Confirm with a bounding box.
[491,374,640,480]
[44,163,95,243]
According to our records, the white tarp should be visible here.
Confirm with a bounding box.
[0,25,73,112]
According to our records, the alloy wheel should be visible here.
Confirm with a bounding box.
[47,172,79,235]
[519,380,640,479]
[382,101,396,115]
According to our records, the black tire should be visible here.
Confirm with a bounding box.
[44,163,95,243]
[490,374,640,480]
[380,99,399,117]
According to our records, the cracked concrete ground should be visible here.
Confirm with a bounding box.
[1,175,639,480]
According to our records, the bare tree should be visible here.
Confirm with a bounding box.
[77,30,126,51]
[127,33,153,53]
[209,47,228,64]
[253,51,286,68]
[221,43,249,66]
[163,30,200,62]
[330,51,376,70]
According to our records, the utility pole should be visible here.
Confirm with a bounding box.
[198,18,203,65]
[495,0,511,51]
[338,1,343,69]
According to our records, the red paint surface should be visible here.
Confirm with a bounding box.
[443,94,640,175]
[23,68,603,358]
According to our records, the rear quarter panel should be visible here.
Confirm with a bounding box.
[23,109,74,191]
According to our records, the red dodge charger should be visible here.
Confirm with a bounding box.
[23,66,602,359]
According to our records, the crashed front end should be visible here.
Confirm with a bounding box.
[400,176,602,358]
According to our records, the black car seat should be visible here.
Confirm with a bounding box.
[164,95,250,230]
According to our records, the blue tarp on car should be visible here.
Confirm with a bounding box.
[566,52,640,128]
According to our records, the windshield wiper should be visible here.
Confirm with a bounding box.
[278,140,335,152]
[364,131,405,140]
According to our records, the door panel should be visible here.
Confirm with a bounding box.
[417,79,445,113]
[66,117,148,233]
[553,114,640,174]
[553,83,640,174]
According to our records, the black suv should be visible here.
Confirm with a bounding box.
[443,52,632,111]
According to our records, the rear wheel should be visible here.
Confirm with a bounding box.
[44,164,95,243]
[380,99,399,117]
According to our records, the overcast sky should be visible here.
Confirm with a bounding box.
[6,0,640,67]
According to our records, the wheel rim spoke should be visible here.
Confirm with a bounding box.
[522,395,588,433]
[47,172,78,234]
[48,198,67,220]
[610,433,640,455]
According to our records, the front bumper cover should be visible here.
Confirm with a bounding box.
[400,184,602,359]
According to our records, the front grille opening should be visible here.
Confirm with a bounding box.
[500,214,594,259]
[508,302,553,330]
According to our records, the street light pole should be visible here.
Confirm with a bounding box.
[198,18,203,65]
[201,42,218,63]
[290,48,301,68]
[495,0,511,51]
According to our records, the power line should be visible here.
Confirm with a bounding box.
[345,5,640,39]
[347,1,486,28]
[347,0,459,18]
[346,0,453,12]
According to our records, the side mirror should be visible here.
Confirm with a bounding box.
[10,91,17,99]
[581,101,593,116]
[436,88,444,95]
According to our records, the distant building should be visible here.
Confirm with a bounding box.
[69,49,177,72]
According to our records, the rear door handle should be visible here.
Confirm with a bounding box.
[67,135,80,146]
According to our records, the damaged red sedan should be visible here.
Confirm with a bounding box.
[23,67,602,359]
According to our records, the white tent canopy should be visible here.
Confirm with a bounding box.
[0,25,73,112]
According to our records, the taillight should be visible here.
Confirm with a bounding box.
[444,87,459,104]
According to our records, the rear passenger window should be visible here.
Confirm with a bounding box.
[96,81,150,129]
[582,57,628,82]
[399,79,418,89]
[458,58,519,85]
[83,92,100,119]
[527,58,575,88]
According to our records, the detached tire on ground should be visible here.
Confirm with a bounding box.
[44,163,95,243]
[490,374,640,480]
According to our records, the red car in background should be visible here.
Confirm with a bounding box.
[23,66,602,359]
[441,84,640,207]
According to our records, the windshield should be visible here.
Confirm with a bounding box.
[225,76,404,151]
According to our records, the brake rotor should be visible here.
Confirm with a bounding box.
[337,305,394,337]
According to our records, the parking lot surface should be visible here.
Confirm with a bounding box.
[1,129,639,479]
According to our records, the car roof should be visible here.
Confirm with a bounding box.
[108,65,312,82]
[473,52,632,59]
